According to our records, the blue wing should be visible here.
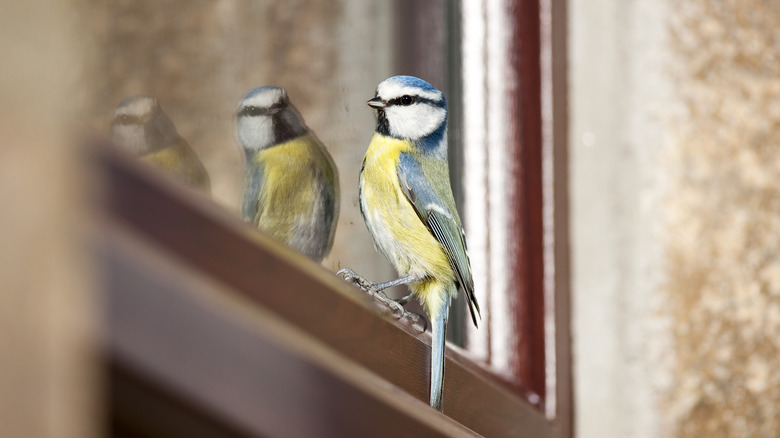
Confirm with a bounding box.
[242,156,265,224]
[397,153,481,326]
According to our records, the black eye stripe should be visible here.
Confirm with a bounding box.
[388,95,414,106]
[239,106,266,117]
[238,101,285,117]
[112,114,142,125]
[387,95,441,107]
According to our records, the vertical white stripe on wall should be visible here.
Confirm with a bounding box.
[484,0,516,377]
[461,0,490,361]
[461,0,517,378]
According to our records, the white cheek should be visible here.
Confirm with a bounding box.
[237,117,274,150]
[112,125,147,155]
[386,105,446,139]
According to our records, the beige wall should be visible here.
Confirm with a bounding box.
[664,1,780,436]
[0,3,97,438]
[572,0,780,436]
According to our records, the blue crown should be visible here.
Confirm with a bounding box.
[243,85,284,99]
[386,75,439,93]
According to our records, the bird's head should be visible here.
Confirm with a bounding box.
[236,85,307,151]
[368,75,447,141]
[111,94,178,156]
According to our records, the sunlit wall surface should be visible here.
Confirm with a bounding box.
[572,0,780,436]
[664,1,780,436]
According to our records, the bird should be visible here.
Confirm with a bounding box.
[110,94,211,193]
[236,85,339,263]
[339,75,480,411]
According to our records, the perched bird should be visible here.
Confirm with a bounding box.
[110,94,211,193]
[340,75,480,411]
[237,86,339,263]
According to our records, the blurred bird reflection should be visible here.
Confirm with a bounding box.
[236,86,340,263]
[110,95,211,194]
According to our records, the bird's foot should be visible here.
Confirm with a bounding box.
[338,268,405,315]
[337,268,425,331]
[337,268,375,292]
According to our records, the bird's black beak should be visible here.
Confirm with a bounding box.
[367,97,386,109]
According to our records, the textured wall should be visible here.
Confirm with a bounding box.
[664,1,780,436]
[572,0,780,436]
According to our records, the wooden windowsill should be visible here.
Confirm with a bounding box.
[95,146,562,437]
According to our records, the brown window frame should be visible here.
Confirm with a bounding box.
[458,0,571,426]
[394,0,571,427]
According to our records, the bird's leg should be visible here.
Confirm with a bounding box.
[395,291,413,305]
[337,268,409,314]
[373,276,416,292]
[337,268,426,330]
[337,267,406,317]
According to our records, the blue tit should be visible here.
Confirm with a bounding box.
[237,86,339,263]
[110,94,211,193]
[341,75,481,411]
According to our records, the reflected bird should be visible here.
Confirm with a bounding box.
[237,86,339,263]
[339,75,481,411]
[110,95,211,193]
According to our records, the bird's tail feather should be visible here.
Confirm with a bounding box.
[430,298,449,411]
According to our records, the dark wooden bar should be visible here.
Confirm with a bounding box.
[506,0,548,401]
[95,147,560,437]
[101,223,475,438]
[544,0,574,433]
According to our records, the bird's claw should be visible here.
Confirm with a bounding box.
[338,267,425,331]
[382,298,426,332]
[382,295,426,331]
[337,268,375,292]
[383,294,406,318]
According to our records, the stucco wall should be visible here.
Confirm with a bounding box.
[572,0,780,436]
[664,1,780,436]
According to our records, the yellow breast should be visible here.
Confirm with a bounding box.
[360,133,454,318]
[255,138,315,235]
[142,142,210,192]
[251,133,337,249]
